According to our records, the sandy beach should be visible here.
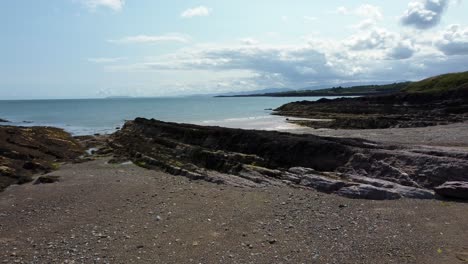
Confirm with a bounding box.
[1,157,467,264]
[0,120,467,263]
[289,121,468,149]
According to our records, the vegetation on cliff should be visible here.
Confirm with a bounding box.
[275,72,468,129]
[404,71,468,93]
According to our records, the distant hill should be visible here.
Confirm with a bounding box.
[404,71,468,93]
[217,82,410,97]
[215,87,293,97]
[105,96,133,99]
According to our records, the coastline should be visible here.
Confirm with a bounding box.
[0,118,468,263]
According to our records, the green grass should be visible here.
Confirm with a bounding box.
[404,71,468,93]
[50,162,61,170]
[134,161,147,168]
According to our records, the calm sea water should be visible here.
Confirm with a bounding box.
[0,96,336,135]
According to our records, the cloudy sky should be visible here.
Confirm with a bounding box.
[1,0,467,99]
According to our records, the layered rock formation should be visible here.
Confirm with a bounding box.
[0,126,83,191]
[275,85,468,129]
[109,118,468,200]
[435,182,468,199]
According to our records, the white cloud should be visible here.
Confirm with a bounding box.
[108,34,190,44]
[181,6,212,18]
[435,24,468,55]
[355,4,383,21]
[101,22,468,93]
[336,4,383,20]
[346,28,396,51]
[401,0,449,29]
[79,0,124,11]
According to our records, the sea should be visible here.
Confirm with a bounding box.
[0,96,338,136]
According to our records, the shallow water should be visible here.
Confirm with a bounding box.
[0,96,342,135]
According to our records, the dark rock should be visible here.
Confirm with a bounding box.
[34,175,60,185]
[107,118,468,200]
[0,126,83,191]
[274,86,468,129]
[0,118,9,123]
[434,181,468,199]
[111,118,358,172]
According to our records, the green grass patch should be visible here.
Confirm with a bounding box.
[50,162,61,170]
[404,71,468,93]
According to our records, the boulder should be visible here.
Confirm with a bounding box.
[0,126,83,191]
[346,174,435,199]
[0,118,9,123]
[34,175,60,185]
[434,182,468,199]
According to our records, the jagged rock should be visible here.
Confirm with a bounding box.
[275,85,468,129]
[345,175,435,199]
[0,118,9,123]
[336,184,402,200]
[108,118,468,200]
[0,126,83,191]
[434,182,468,199]
[340,151,468,189]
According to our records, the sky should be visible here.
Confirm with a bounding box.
[0,0,467,99]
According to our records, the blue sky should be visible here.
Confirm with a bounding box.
[1,0,467,99]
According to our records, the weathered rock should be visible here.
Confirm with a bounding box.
[299,175,346,193]
[34,175,60,185]
[339,151,468,189]
[108,118,468,200]
[336,184,402,200]
[345,174,435,199]
[0,126,84,191]
[434,182,468,199]
[275,86,468,129]
[288,167,320,175]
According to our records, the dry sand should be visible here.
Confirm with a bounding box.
[0,157,467,263]
[288,121,468,149]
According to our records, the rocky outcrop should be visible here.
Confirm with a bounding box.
[0,126,84,191]
[109,118,468,200]
[274,86,468,129]
[33,175,60,185]
[0,118,9,123]
[434,182,468,199]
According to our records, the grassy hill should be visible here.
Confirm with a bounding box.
[218,82,410,97]
[404,71,468,93]
[217,71,468,97]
